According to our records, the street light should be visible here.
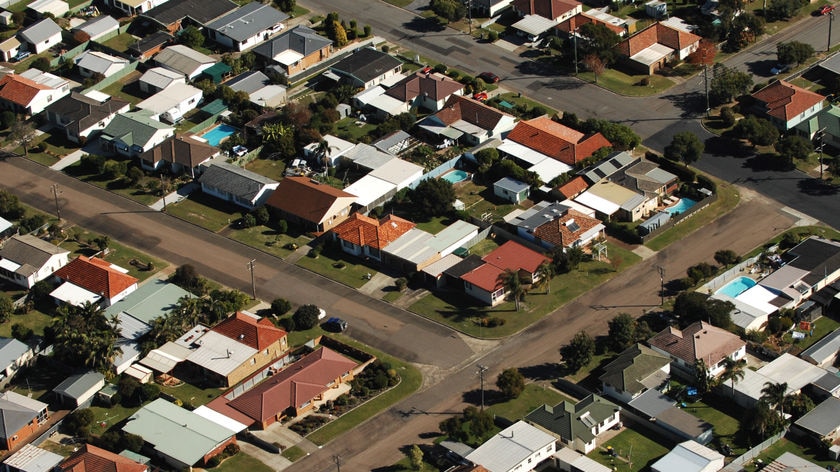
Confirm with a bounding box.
[49,184,61,220]
[829,10,835,53]
[478,365,489,411]
[655,265,665,306]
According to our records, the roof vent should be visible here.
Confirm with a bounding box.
[239,334,245,340]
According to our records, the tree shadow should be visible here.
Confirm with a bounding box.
[402,16,445,33]
[797,178,839,196]
[462,388,505,407]
[660,90,707,117]
[704,135,753,158]
[519,362,562,381]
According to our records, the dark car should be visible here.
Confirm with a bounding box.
[324,317,348,332]
[478,72,500,84]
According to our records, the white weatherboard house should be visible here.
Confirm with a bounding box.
[105,0,171,16]
[651,441,724,472]
[18,18,61,54]
[205,1,288,51]
[138,66,185,94]
[74,50,130,78]
[0,69,71,116]
[466,421,556,472]
[154,45,216,80]
[135,82,202,124]
[0,234,70,289]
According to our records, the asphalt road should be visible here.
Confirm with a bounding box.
[0,157,477,371]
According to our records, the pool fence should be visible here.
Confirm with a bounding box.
[696,254,763,295]
[639,193,716,243]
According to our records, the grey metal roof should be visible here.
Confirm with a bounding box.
[801,328,840,365]
[74,50,128,75]
[651,441,723,472]
[206,2,288,43]
[0,338,28,371]
[143,0,237,27]
[330,47,403,84]
[155,45,215,77]
[253,25,331,62]
[495,176,530,193]
[627,388,674,417]
[52,371,104,400]
[821,54,840,75]
[199,161,278,202]
[0,235,67,278]
[100,110,173,148]
[0,392,45,441]
[2,444,63,472]
[105,279,193,326]
[812,372,840,393]
[795,396,840,437]
[373,130,411,155]
[74,15,119,39]
[19,18,60,45]
[226,71,269,94]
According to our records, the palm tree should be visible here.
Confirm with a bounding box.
[760,381,789,418]
[316,139,337,176]
[535,261,555,294]
[497,269,526,311]
[720,357,746,397]
[694,358,712,395]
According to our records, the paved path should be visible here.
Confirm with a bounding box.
[148,182,199,211]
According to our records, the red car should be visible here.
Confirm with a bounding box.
[473,91,488,101]
[478,72,500,84]
[421,66,432,74]
[821,5,835,15]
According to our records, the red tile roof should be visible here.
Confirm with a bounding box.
[385,71,464,102]
[433,95,512,131]
[648,321,746,367]
[460,262,505,292]
[507,116,611,165]
[331,213,415,250]
[557,12,625,35]
[53,256,138,299]
[483,240,550,274]
[532,209,603,248]
[59,444,147,472]
[0,74,50,108]
[212,311,287,351]
[556,176,589,199]
[751,80,826,123]
[226,347,358,423]
[513,0,581,20]
[266,177,356,226]
[618,22,701,60]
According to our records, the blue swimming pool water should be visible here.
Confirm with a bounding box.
[201,124,237,146]
[667,197,698,216]
[441,170,469,184]
[716,276,757,298]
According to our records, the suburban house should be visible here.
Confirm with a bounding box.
[0,391,48,450]
[647,321,747,379]
[627,389,715,444]
[512,201,606,250]
[0,338,34,388]
[302,134,355,168]
[57,444,148,472]
[651,441,724,472]
[382,220,479,273]
[607,158,679,199]
[122,398,237,470]
[494,177,531,204]
[466,421,556,472]
[253,25,332,76]
[512,0,583,41]
[762,453,832,472]
[74,50,129,78]
[99,110,175,158]
[552,448,612,472]
[205,1,288,52]
[52,371,105,408]
[557,10,629,37]
[154,44,217,80]
[175,311,288,387]
[331,213,416,261]
[793,396,840,444]
[139,133,220,177]
[552,176,589,201]
[127,31,173,60]
[28,0,68,18]
[45,91,130,144]
[728,353,832,408]
[17,18,61,55]
[266,176,357,232]
[581,150,638,184]
[328,47,403,89]
[474,0,515,17]
[373,130,412,155]
[418,95,517,146]
[140,0,238,34]
[208,346,362,429]
[71,15,120,42]
[135,82,202,124]
[752,80,826,131]
[3,444,63,472]
[50,256,139,307]
[502,116,611,167]
[0,234,69,289]
[600,343,671,404]
[801,328,840,367]
[574,180,652,222]
[385,71,465,113]
[226,71,287,108]
[104,0,172,16]
[198,162,279,211]
[0,37,19,62]
[0,70,70,116]
[526,394,621,454]
[138,67,185,94]
[616,21,702,75]
[460,240,549,306]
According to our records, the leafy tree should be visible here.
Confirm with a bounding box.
[63,408,94,438]
[664,131,704,166]
[409,178,456,218]
[180,25,205,48]
[11,324,33,342]
[687,39,717,65]
[93,235,110,252]
[608,313,636,352]
[673,291,734,328]
[0,111,15,130]
[581,119,640,151]
[694,358,712,394]
[171,264,208,295]
[496,368,525,399]
[777,41,814,65]
[32,57,51,72]
[430,0,466,22]
[560,331,595,373]
[535,261,555,294]
[0,190,24,220]
[0,293,13,323]
[126,166,144,186]
[293,304,320,330]
[734,115,779,147]
[710,64,753,105]
[578,23,621,64]
[774,135,812,166]
[52,302,122,373]
[276,0,295,12]
[714,249,741,266]
[497,268,526,311]
[766,0,804,22]
[583,54,605,83]
[720,107,736,127]
[783,392,815,419]
[271,298,291,315]
[9,121,36,157]
[332,20,348,47]
[409,444,423,470]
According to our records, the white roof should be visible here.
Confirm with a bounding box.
[368,158,423,190]
[139,341,192,373]
[558,199,596,217]
[123,363,152,381]
[273,49,303,65]
[0,258,20,273]
[20,69,66,89]
[651,440,724,472]
[2,444,63,472]
[353,85,387,106]
[529,158,572,183]
[553,448,612,472]
[512,14,559,36]
[575,191,621,215]
[136,83,202,114]
[28,0,68,15]
[729,284,779,314]
[383,228,436,264]
[344,174,395,207]
[0,216,11,234]
[498,139,550,166]
[422,253,463,277]
[50,281,101,306]
[193,405,248,433]
[368,93,407,116]
[344,143,395,170]
[757,353,827,392]
[140,67,185,89]
[303,134,354,158]
[74,50,128,75]
[661,16,697,33]
[630,43,674,66]
[83,90,112,102]
[248,85,286,107]
[181,328,257,377]
[466,421,556,472]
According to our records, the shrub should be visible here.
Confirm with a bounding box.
[271,298,292,315]
[720,107,736,127]
[276,219,288,234]
[395,277,407,291]
[487,30,498,42]
[293,304,320,330]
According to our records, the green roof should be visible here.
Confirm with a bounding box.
[599,343,671,396]
[200,98,227,115]
[105,279,192,325]
[100,110,173,148]
[201,62,232,83]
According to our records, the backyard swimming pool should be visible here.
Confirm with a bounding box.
[716,276,757,298]
[441,169,469,184]
[201,124,237,146]
[666,197,698,216]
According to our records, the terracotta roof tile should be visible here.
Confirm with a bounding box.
[483,240,549,274]
[331,213,415,250]
[558,12,625,34]
[53,256,138,299]
[433,95,512,131]
[59,444,148,472]
[266,177,356,226]
[460,263,505,292]
[212,311,287,350]
[648,321,745,367]
[507,116,610,165]
[752,80,825,123]
[532,209,603,248]
[513,0,581,19]
[556,176,589,199]
[0,74,50,108]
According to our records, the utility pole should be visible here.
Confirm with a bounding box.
[332,455,341,472]
[573,27,579,76]
[817,127,827,180]
[160,175,167,210]
[656,266,665,306]
[704,64,711,118]
[478,365,489,411]
[247,259,257,300]
[49,184,61,220]
[829,11,835,53]
[468,0,472,35]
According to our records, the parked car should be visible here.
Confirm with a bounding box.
[770,63,791,74]
[821,5,835,15]
[478,71,500,84]
[13,51,30,62]
[324,317,348,332]
[473,91,488,101]
[318,308,327,320]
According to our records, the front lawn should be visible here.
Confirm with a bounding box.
[587,426,671,472]
[227,225,310,260]
[163,192,242,232]
[60,227,168,282]
[577,69,675,97]
[295,243,377,289]
[486,383,573,421]
[212,452,273,472]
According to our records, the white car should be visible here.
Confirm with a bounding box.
[318,308,327,320]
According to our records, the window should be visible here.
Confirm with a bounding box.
[251,358,256,365]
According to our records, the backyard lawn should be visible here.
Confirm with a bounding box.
[0,309,53,338]
[101,33,139,53]
[334,117,377,142]
[588,426,671,472]
[683,396,745,455]
[99,71,145,106]
[744,437,839,471]
[246,158,286,181]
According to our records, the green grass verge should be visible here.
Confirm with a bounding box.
[295,244,377,289]
[60,226,168,282]
[227,225,310,260]
[383,0,413,6]
[164,192,242,232]
[382,290,403,303]
[587,426,671,472]
[281,445,306,461]
[212,451,273,472]
[61,161,163,207]
[305,339,422,446]
[577,69,675,97]
[409,242,641,338]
